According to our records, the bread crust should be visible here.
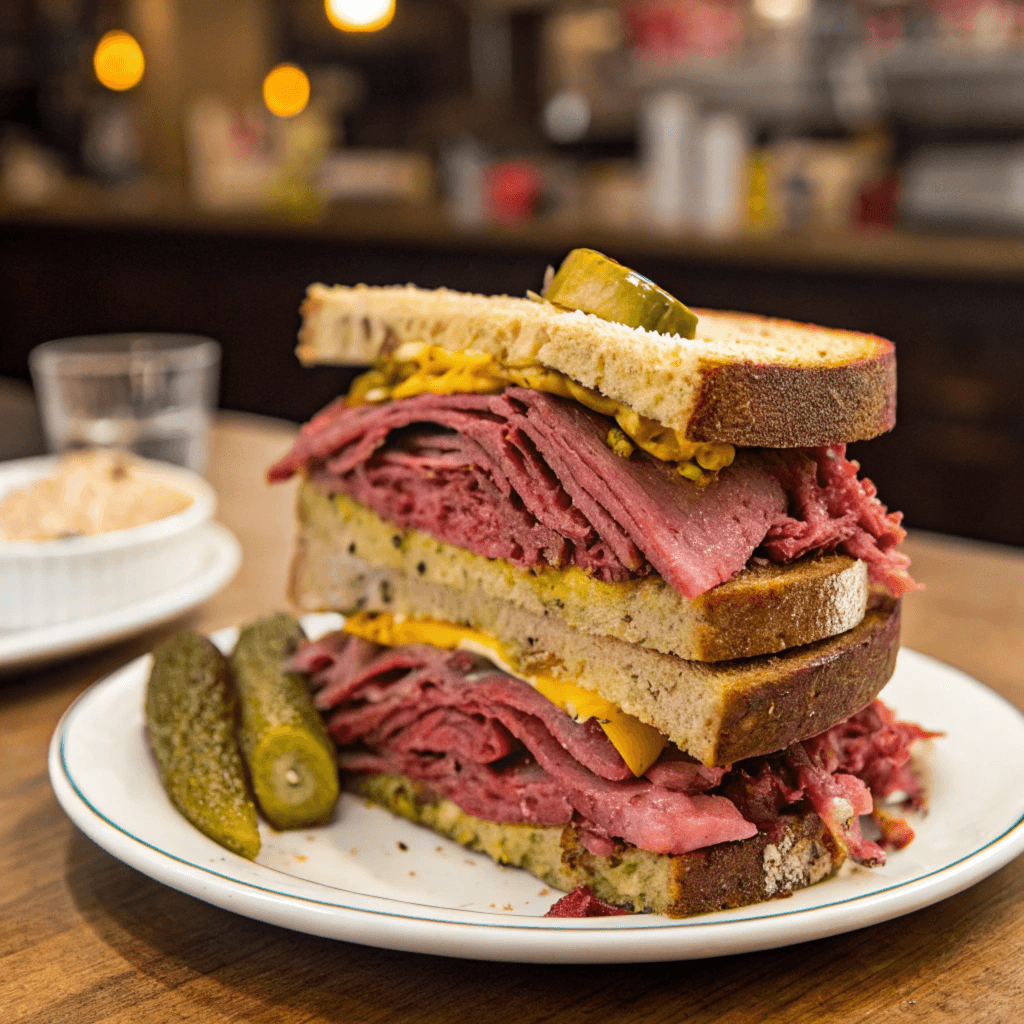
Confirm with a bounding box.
[710,598,901,765]
[295,484,870,662]
[688,351,897,446]
[297,284,897,446]
[350,772,841,918]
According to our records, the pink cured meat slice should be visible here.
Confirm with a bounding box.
[301,633,933,864]
[505,390,788,598]
[340,747,576,827]
[276,394,600,550]
[801,699,941,851]
[319,642,634,783]
[496,702,758,855]
[269,389,789,598]
[325,435,575,571]
[644,750,728,793]
[803,699,940,809]
[290,632,380,682]
[270,389,917,598]
[331,680,758,854]
[313,635,757,854]
[339,395,644,578]
[763,446,919,598]
[787,744,885,865]
[545,886,630,917]
[294,392,638,580]
[312,644,464,709]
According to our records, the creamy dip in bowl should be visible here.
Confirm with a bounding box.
[0,451,193,542]
[0,453,216,629]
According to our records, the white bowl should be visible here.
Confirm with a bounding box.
[0,455,216,629]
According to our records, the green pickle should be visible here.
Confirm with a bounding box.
[232,613,340,830]
[545,248,699,339]
[145,632,261,859]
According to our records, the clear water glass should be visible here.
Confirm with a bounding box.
[29,334,221,474]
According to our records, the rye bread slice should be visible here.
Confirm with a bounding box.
[296,484,870,663]
[298,284,896,446]
[350,772,841,919]
[290,530,901,766]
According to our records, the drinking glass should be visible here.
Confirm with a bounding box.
[29,334,220,474]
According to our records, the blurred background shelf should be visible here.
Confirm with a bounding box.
[6,199,1024,280]
[874,41,1024,129]
[632,42,1024,133]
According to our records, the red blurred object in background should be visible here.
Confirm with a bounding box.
[929,0,1017,36]
[853,175,900,230]
[865,9,904,45]
[624,0,745,62]
[484,159,545,224]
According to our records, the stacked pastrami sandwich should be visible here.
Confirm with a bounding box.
[270,250,933,917]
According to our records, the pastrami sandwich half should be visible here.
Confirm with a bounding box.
[270,250,931,917]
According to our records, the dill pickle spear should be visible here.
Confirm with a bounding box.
[545,248,698,339]
[231,614,340,830]
[145,632,261,859]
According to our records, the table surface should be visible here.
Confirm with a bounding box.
[3,413,1024,1024]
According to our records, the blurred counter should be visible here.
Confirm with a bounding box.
[6,198,1024,283]
[2,199,1022,549]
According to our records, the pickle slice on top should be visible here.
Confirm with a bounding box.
[545,248,698,339]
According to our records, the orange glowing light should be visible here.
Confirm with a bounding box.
[325,0,395,33]
[93,30,145,92]
[262,64,311,118]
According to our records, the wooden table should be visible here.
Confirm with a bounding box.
[3,413,1024,1023]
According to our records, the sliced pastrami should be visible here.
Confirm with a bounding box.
[802,699,940,809]
[644,750,728,793]
[545,886,630,917]
[316,641,634,782]
[801,698,942,850]
[786,743,884,866]
[506,391,789,598]
[302,633,935,863]
[270,388,916,598]
[291,631,380,681]
[270,389,788,597]
[313,635,756,853]
[492,701,758,855]
[762,446,919,597]
[341,747,575,827]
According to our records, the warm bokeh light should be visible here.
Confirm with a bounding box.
[325,0,395,33]
[262,64,311,118]
[93,30,145,92]
[753,0,813,24]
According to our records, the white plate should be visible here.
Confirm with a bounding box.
[49,637,1024,964]
[1,523,240,675]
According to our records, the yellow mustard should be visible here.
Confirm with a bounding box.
[346,342,735,481]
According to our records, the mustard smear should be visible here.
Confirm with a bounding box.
[346,342,734,481]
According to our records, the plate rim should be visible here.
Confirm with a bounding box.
[0,522,240,672]
[48,644,1024,961]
